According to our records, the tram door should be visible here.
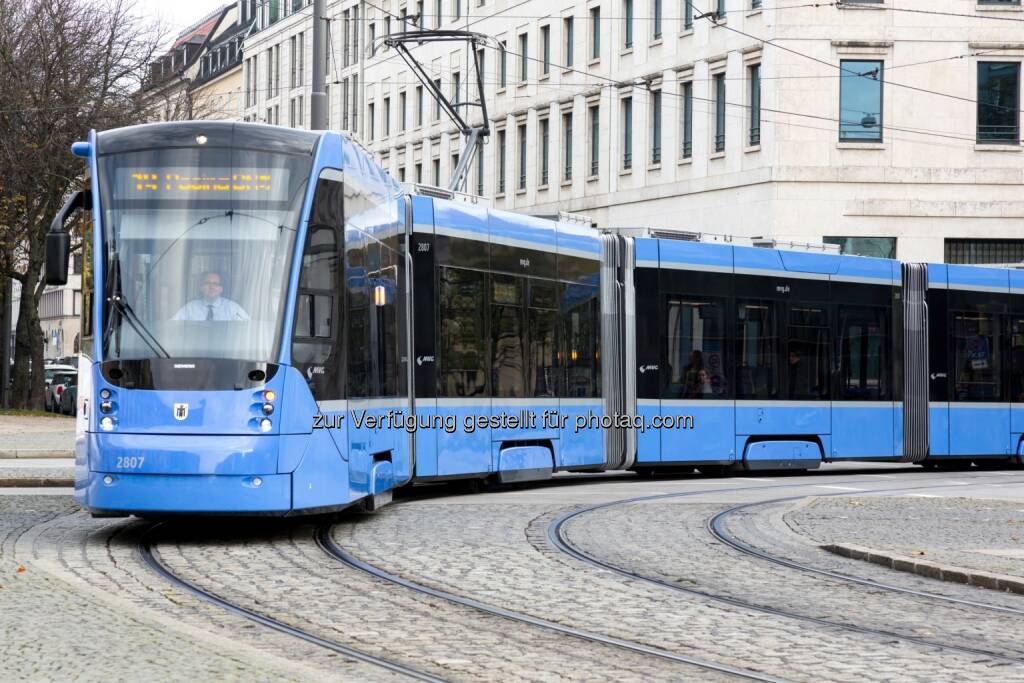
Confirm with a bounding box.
[1008,270,1024,456]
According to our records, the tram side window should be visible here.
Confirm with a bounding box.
[1010,316,1024,402]
[346,227,371,398]
[952,309,1001,401]
[562,283,600,397]
[491,274,525,397]
[528,280,560,397]
[787,304,829,400]
[835,306,889,401]
[371,244,401,397]
[293,178,344,400]
[736,300,778,399]
[665,296,729,399]
[438,267,487,396]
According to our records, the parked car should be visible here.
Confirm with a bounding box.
[59,373,78,415]
[46,369,77,412]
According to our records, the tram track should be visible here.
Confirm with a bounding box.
[314,525,788,682]
[548,473,1024,667]
[137,524,449,683]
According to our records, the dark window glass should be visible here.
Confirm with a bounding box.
[682,81,693,158]
[491,274,525,397]
[840,59,883,141]
[736,300,778,399]
[497,129,507,193]
[519,33,528,81]
[945,238,1024,264]
[683,0,693,29]
[714,73,726,152]
[651,90,662,164]
[749,63,760,146]
[563,283,600,397]
[528,280,559,397]
[824,236,896,259]
[346,227,371,397]
[665,296,729,399]
[589,104,600,175]
[624,0,633,48]
[564,17,574,67]
[1010,316,1024,402]
[836,306,889,400]
[438,267,487,396]
[500,41,507,87]
[952,310,1002,401]
[563,112,573,182]
[590,6,600,59]
[622,97,632,169]
[787,304,829,399]
[978,62,1020,143]
[541,25,550,74]
[518,124,527,189]
[370,243,401,396]
[541,118,550,184]
[653,0,662,38]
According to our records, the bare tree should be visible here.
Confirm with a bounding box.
[0,0,162,409]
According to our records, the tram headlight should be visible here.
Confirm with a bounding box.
[259,418,273,432]
[263,389,276,402]
[261,403,274,416]
[252,476,263,488]
[99,388,111,400]
[100,416,115,431]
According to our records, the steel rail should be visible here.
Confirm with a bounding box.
[548,475,1024,666]
[138,524,448,683]
[315,525,787,682]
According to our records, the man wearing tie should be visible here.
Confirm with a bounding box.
[172,271,250,321]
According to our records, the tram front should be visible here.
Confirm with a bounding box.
[46,122,324,515]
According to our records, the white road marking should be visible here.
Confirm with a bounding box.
[816,485,865,491]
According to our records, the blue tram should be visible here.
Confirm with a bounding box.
[43,121,1020,516]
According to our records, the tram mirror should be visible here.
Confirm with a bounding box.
[45,231,70,286]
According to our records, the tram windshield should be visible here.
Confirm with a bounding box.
[97,146,311,362]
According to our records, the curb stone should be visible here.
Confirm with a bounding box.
[822,542,1024,596]
[0,450,74,459]
[0,477,75,487]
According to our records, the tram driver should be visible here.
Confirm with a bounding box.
[172,271,250,322]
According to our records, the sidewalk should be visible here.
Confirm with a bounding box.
[0,415,75,487]
[0,414,75,458]
[787,495,1024,596]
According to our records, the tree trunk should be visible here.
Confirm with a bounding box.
[10,269,45,410]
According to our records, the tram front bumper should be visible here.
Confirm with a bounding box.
[81,431,291,514]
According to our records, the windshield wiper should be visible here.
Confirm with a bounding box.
[103,250,170,359]
[109,294,170,359]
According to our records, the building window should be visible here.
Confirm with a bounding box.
[416,85,424,125]
[399,91,407,131]
[433,157,441,184]
[382,96,390,136]
[434,78,442,119]
[518,123,527,190]
[563,111,573,182]
[368,102,375,139]
[499,41,508,88]
[435,0,442,27]
[541,26,551,75]
[622,96,633,169]
[564,17,574,68]
[476,48,485,90]
[749,63,761,146]
[453,71,461,104]
[624,0,633,48]
[298,32,305,85]
[651,90,662,163]
[945,239,1024,265]
[653,0,662,39]
[289,35,297,88]
[369,23,376,56]
[589,103,600,175]
[681,80,693,159]
[590,6,601,60]
[540,117,550,185]
[453,0,461,20]
[839,59,883,141]
[978,62,1020,144]
[824,237,897,260]
[683,0,693,29]
[416,162,423,183]
[399,166,406,182]
[519,33,529,82]
[497,129,507,193]
[716,0,725,17]
[714,72,726,152]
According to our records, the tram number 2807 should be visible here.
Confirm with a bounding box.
[115,456,145,469]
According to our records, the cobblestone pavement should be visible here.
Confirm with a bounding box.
[0,498,330,681]
[4,467,1024,681]
[339,471,1024,683]
[786,495,1024,578]
[0,415,74,456]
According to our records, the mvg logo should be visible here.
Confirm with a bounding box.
[173,403,189,421]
